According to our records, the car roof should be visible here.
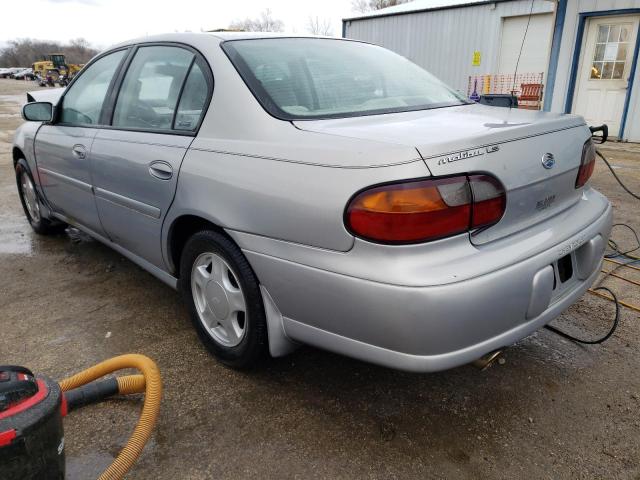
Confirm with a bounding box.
[211,32,332,40]
[109,32,348,50]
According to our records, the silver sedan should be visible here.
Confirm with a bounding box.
[13,33,612,372]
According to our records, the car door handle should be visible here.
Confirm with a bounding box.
[72,144,87,159]
[148,161,173,180]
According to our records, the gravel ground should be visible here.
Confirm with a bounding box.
[1,78,639,479]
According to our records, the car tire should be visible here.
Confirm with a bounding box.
[179,229,268,369]
[15,159,65,235]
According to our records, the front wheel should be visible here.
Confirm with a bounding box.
[15,159,64,235]
[179,230,268,369]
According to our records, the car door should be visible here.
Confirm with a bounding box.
[91,45,212,269]
[34,49,128,235]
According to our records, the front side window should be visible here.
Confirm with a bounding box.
[113,46,194,130]
[222,38,468,120]
[60,49,126,125]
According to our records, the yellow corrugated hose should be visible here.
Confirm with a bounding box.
[116,374,147,395]
[58,354,162,480]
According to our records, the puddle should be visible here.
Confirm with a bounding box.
[65,429,158,479]
[66,450,113,480]
[0,94,25,105]
[0,214,33,255]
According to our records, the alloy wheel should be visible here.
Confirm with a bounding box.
[20,171,40,223]
[190,252,248,347]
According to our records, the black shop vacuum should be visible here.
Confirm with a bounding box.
[0,354,161,480]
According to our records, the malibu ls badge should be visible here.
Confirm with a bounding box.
[436,145,499,166]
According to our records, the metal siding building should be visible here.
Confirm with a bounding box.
[343,0,640,141]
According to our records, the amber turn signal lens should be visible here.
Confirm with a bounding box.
[346,174,505,244]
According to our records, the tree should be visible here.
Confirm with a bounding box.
[306,16,333,36]
[0,38,98,67]
[64,38,98,64]
[229,8,284,32]
[351,0,369,13]
[351,0,410,14]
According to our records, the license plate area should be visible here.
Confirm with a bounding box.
[557,254,573,283]
[551,253,577,299]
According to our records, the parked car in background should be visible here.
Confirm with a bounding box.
[11,68,36,80]
[13,33,612,372]
[0,67,24,78]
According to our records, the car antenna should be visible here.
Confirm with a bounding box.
[511,0,535,109]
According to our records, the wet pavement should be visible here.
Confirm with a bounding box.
[1,78,639,479]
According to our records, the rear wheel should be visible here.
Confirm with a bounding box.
[15,160,65,235]
[179,230,268,368]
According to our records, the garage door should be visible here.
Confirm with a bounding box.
[498,13,553,75]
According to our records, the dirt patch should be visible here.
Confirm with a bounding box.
[0,78,639,479]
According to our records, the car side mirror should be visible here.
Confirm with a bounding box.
[22,102,53,122]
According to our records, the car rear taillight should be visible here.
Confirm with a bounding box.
[469,174,507,228]
[346,174,505,244]
[576,139,596,188]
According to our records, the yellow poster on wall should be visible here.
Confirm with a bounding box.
[472,51,481,66]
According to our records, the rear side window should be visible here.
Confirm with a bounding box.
[60,49,126,125]
[174,61,208,131]
[113,46,194,130]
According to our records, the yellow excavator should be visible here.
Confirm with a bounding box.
[32,53,83,85]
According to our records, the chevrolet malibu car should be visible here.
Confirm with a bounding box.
[13,33,612,371]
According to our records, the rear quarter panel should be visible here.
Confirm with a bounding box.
[164,143,429,267]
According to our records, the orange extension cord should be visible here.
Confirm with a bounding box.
[591,258,640,313]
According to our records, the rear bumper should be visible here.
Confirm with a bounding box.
[240,189,613,372]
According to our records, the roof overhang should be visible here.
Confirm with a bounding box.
[343,0,515,23]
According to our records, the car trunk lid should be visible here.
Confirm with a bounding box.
[294,104,589,245]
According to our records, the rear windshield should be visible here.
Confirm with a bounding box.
[222,38,468,120]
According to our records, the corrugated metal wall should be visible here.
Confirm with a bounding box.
[344,0,554,93]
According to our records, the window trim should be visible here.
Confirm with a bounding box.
[53,41,214,137]
[100,47,137,125]
[171,56,197,130]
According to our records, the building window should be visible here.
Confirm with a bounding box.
[591,24,631,79]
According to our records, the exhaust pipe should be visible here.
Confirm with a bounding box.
[472,349,504,371]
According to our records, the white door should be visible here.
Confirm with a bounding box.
[573,16,639,137]
[498,13,554,75]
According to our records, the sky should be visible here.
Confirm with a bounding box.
[1,0,362,50]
